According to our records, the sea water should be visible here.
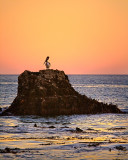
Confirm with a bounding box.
[0,74,128,160]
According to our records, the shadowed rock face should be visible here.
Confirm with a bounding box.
[2,69,122,116]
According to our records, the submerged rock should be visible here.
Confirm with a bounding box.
[0,147,32,154]
[0,147,21,154]
[1,69,122,116]
[88,142,102,147]
[76,127,83,132]
[34,123,37,127]
[108,127,126,130]
[115,145,127,151]
[49,126,56,128]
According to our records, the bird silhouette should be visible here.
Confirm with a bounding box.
[44,56,51,69]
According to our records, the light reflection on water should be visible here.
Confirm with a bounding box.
[0,114,128,159]
[0,114,128,140]
[0,75,128,159]
[73,84,128,88]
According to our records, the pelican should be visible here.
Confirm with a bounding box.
[44,56,51,69]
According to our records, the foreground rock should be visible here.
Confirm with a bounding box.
[0,147,30,154]
[2,69,122,116]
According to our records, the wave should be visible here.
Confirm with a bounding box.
[0,82,17,85]
[72,84,128,88]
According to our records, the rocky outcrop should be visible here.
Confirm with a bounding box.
[2,69,122,116]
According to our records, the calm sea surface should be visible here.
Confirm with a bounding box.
[0,74,128,160]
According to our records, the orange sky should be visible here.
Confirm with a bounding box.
[0,0,128,74]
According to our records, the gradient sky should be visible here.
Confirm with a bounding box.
[0,0,128,74]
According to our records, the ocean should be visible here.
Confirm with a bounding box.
[0,74,128,160]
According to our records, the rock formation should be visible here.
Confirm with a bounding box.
[2,69,122,116]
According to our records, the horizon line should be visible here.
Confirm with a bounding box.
[0,73,128,75]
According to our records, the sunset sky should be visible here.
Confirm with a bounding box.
[0,0,128,74]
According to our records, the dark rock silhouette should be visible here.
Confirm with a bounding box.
[2,69,122,116]
[76,127,83,132]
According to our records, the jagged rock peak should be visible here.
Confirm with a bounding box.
[22,69,68,80]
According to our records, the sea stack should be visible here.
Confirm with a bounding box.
[2,69,122,116]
